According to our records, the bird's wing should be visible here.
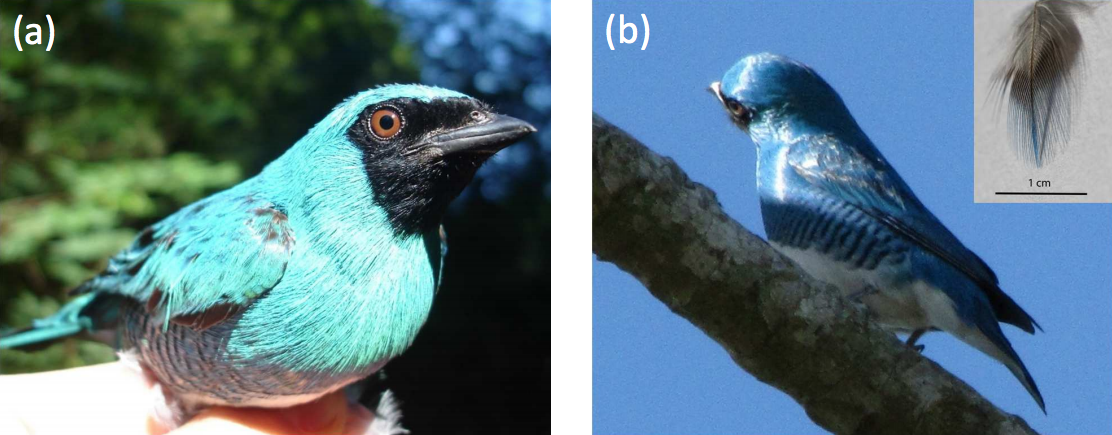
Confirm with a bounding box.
[786,137,1039,333]
[73,194,294,330]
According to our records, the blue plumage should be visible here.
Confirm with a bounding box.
[1,84,534,425]
[712,53,1044,412]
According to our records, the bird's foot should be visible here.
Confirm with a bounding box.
[905,329,928,353]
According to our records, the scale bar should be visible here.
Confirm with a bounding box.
[995,192,1087,196]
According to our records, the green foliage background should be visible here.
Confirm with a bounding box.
[0,0,420,372]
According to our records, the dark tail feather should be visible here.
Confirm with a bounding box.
[977,315,1046,413]
[1001,333,1047,414]
[0,293,121,350]
[984,283,1042,334]
[1007,344,1046,414]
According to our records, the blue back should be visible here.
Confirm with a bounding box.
[719,54,1037,333]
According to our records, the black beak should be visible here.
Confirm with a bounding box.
[429,114,536,157]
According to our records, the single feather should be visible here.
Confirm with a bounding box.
[990,0,1099,168]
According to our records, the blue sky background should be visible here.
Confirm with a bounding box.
[592,1,1112,434]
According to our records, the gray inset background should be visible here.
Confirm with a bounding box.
[974,1,1112,203]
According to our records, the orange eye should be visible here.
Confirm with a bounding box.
[369,108,402,139]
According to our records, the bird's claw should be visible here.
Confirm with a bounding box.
[905,329,928,353]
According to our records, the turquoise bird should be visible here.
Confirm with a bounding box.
[0,84,535,427]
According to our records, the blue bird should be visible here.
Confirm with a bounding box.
[0,84,535,427]
[710,53,1044,412]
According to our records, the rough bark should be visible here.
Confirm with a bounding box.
[591,113,1039,435]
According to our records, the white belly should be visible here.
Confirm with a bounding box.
[772,243,954,332]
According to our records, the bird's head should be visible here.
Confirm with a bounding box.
[711,53,853,140]
[298,84,535,236]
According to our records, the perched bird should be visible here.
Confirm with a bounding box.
[0,84,535,427]
[711,53,1045,412]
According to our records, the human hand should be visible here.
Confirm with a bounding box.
[0,362,374,435]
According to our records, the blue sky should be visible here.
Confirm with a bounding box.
[592,1,1112,434]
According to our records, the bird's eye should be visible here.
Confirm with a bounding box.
[369,108,403,139]
[726,100,744,116]
[726,100,753,123]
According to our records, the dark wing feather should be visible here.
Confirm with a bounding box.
[787,138,1040,333]
[74,193,294,330]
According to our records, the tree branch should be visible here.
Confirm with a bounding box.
[591,113,1038,435]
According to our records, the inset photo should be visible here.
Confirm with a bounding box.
[594,1,1111,434]
[974,1,1112,202]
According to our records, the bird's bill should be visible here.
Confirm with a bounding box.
[709,81,726,105]
[428,114,536,156]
